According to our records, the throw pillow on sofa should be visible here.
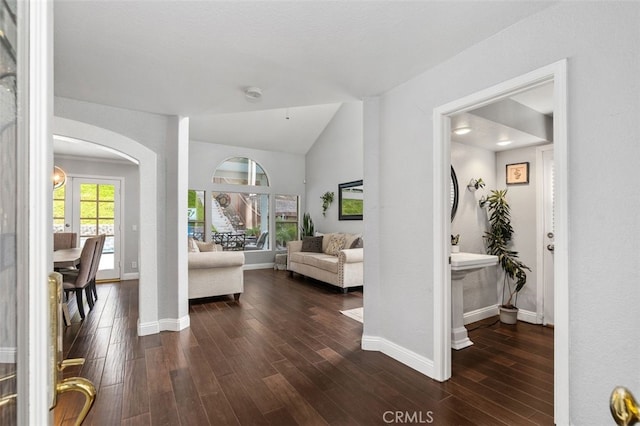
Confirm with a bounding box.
[188,237,200,252]
[301,236,323,253]
[350,237,363,249]
[195,240,219,252]
[325,234,346,256]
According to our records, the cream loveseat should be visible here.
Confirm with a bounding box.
[287,233,363,292]
[188,239,245,301]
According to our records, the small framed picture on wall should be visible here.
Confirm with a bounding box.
[506,162,529,185]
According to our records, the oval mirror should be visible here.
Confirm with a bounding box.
[451,166,459,221]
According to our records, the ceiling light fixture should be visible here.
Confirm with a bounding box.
[244,86,262,102]
[496,140,512,146]
[53,166,67,189]
[453,126,471,135]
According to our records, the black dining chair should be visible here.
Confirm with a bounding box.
[62,236,99,320]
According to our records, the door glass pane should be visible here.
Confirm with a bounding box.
[98,201,114,218]
[53,185,65,232]
[0,0,18,421]
[79,183,116,272]
[275,195,298,250]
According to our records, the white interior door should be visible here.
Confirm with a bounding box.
[71,177,122,281]
[542,149,555,325]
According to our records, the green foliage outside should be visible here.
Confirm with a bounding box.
[245,226,261,237]
[276,221,298,247]
[188,190,205,220]
[341,199,363,215]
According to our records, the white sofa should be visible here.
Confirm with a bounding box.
[287,233,363,292]
[188,242,245,301]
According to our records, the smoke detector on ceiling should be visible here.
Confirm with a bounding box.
[244,86,262,102]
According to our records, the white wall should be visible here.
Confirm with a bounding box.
[306,101,363,234]
[53,156,140,277]
[54,96,179,323]
[189,140,306,265]
[495,144,549,313]
[451,142,497,313]
[366,3,640,424]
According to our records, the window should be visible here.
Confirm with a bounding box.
[53,184,65,232]
[212,192,269,251]
[188,189,205,241]
[275,195,299,250]
[213,157,269,186]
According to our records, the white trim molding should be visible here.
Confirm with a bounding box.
[0,347,17,364]
[432,60,569,424]
[53,117,160,337]
[122,272,140,281]
[362,335,434,378]
[463,305,499,325]
[139,316,191,336]
[159,316,191,332]
[137,319,159,337]
[516,309,539,324]
[243,263,275,271]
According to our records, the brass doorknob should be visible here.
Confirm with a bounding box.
[611,386,640,426]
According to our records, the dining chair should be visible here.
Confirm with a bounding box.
[87,234,105,302]
[54,232,78,251]
[62,236,99,320]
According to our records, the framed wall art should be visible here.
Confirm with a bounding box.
[506,162,529,185]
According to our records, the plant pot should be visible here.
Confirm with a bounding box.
[499,305,518,324]
[451,245,460,253]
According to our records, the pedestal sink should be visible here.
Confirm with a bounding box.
[450,252,498,350]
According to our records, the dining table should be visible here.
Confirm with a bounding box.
[53,247,83,326]
[53,247,83,269]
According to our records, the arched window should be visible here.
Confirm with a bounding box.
[210,157,271,251]
[213,157,269,186]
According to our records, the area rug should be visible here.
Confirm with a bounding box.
[340,307,363,323]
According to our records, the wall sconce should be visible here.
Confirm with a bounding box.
[53,166,67,189]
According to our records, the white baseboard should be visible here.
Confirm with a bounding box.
[463,304,499,325]
[463,305,540,325]
[137,319,159,336]
[362,335,434,378]
[0,347,16,363]
[137,315,190,336]
[159,315,190,332]
[243,263,274,270]
[517,308,540,324]
[122,272,139,281]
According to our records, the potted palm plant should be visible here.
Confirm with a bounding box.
[480,189,531,324]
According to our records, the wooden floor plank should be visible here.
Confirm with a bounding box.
[54,273,554,425]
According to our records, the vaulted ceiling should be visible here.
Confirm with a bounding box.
[54,1,557,154]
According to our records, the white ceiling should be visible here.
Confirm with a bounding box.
[190,103,341,154]
[53,1,556,155]
[452,82,554,152]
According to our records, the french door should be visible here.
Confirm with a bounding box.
[62,177,122,281]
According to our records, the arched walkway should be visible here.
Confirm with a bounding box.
[53,117,159,335]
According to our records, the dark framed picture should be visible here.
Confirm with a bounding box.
[506,162,529,185]
[338,180,363,220]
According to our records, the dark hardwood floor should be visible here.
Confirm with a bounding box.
[55,269,554,425]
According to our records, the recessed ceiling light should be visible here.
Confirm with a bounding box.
[496,140,512,146]
[453,126,471,135]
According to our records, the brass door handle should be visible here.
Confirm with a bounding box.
[50,272,97,425]
[611,386,640,425]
